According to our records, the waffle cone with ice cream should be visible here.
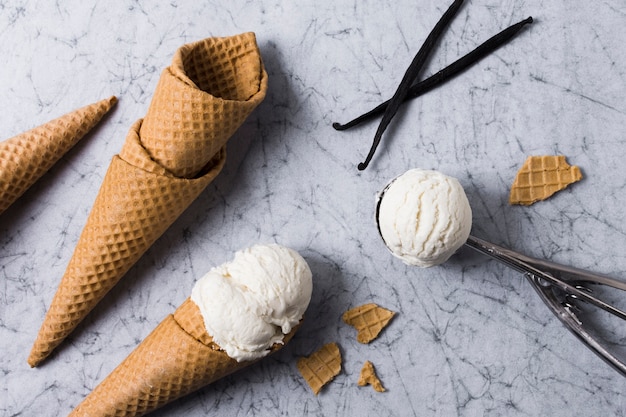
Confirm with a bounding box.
[69,244,312,417]
[28,32,268,367]
[0,96,117,215]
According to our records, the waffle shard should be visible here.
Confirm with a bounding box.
[297,342,342,395]
[509,155,582,205]
[342,303,395,344]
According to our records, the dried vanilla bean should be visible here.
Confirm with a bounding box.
[357,0,465,171]
[333,16,533,133]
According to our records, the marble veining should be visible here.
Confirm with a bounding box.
[2,0,626,416]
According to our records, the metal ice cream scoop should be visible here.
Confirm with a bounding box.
[464,235,626,377]
[376,174,626,378]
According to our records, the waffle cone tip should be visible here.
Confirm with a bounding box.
[27,348,45,368]
[0,95,118,215]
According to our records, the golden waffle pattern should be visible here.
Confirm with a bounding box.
[28,33,267,367]
[509,155,583,205]
[297,342,342,395]
[69,315,246,417]
[0,96,116,214]
[342,303,395,344]
[174,298,218,347]
[69,299,299,416]
[28,143,219,366]
[140,32,267,178]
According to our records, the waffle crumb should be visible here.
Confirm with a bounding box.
[358,360,386,392]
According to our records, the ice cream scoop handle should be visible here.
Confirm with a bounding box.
[526,272,626,377]
[465,234,626,378]
[465,235,626,319]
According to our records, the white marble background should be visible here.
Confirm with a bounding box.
[2,0,626,416]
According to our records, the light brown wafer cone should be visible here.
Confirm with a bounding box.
[28,32,268,367]
[140,34,266,178]
[0,96,117,215]
[69,298,298,417]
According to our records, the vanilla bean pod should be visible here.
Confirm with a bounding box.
[356,0,465,170]
[334,16,533,132]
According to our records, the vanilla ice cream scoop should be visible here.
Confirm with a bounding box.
[375,169,626,378]
[376,168,472,267]
[191,244,312,361]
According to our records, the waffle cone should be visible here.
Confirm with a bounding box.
[28,33,268,367]
[69,298,297,417]
[140,33,267,178]
[0,96,117,215]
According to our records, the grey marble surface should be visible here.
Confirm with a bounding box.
[2,0,626,416]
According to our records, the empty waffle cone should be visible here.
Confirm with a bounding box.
[69,298,298,417]
[509,155,583,205]
[0,96,117,215]
[28,32,268,367]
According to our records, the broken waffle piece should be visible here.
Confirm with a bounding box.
[509,155,582,206]
[342,303,395,344]
[358,361,386,392]
[297,342,342,395]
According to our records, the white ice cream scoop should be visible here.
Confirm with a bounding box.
[376,168,626,378]
[376,168,472,267]
[191,244,312,362]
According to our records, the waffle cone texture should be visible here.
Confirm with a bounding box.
[342,303,395,344]
[28,33,268,367]
[509,155,582,205]
[0,96,117,215]
[296,342,342,395]
[69,298,298,417]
